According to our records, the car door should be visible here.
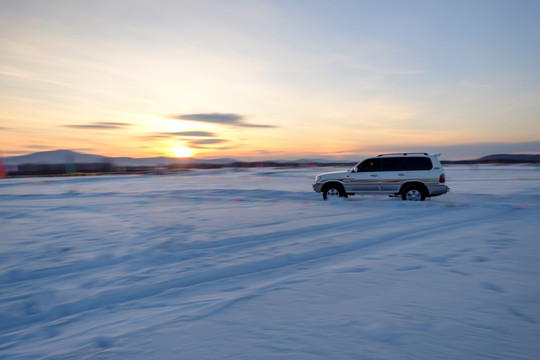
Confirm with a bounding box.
[379,157,407,193]
[404,156,434,183]
[348,158,380,192]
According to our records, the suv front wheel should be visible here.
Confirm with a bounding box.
[323,184,347,200]
[402,185,426,201]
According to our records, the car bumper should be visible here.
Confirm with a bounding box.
[312,183,323,192]
[428,184,450,197]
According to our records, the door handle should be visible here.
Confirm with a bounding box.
[370,174,378,177]
[398,173,405,176]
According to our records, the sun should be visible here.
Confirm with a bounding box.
[172,146,195,158]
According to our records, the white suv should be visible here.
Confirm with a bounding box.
[313,153,449,201]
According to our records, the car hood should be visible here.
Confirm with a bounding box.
[316,170,349,180]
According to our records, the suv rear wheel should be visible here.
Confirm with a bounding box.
[402,185,425,201]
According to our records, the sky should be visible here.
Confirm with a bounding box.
[1,0,539,160]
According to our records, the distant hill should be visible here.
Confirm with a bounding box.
[3,150,238,167]
[3,150,349,168]
[2,150,539,176]
[4,150,107,165]
[443,154,540,164]
[478,154,540,162]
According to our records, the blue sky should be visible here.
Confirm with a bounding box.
[1,0,539,159]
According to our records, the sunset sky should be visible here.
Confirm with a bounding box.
[1,0,539,160]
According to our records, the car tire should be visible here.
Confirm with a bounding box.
[323,184,346,200]
[402,185,425,201]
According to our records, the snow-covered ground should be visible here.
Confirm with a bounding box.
[1,164,540,359]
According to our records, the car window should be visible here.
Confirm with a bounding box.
[358,158,380,171]
[403,157,432,170]
[380,157,402,171]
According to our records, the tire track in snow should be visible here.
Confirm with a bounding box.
[0,206,513,334]
[0,203,444,286]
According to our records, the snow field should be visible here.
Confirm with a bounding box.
[1,165,539,359]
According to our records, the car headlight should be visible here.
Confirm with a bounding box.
[315,176,322,183]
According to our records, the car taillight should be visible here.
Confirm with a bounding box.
[439,173,445,183]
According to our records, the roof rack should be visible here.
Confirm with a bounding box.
[377,153,428,157]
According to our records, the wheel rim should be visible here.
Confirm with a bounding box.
[406,189,421,201]
[326,188,341,198]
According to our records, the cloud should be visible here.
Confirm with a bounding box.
[63,122,132,129]
[164,131,217,137]
[168,113,276,128]
[189,139,227,145]
[139,130,231,149]
[138,134,171,140]
[138,131,221,143]
[27,145,52,149]
[182,138,230,149]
